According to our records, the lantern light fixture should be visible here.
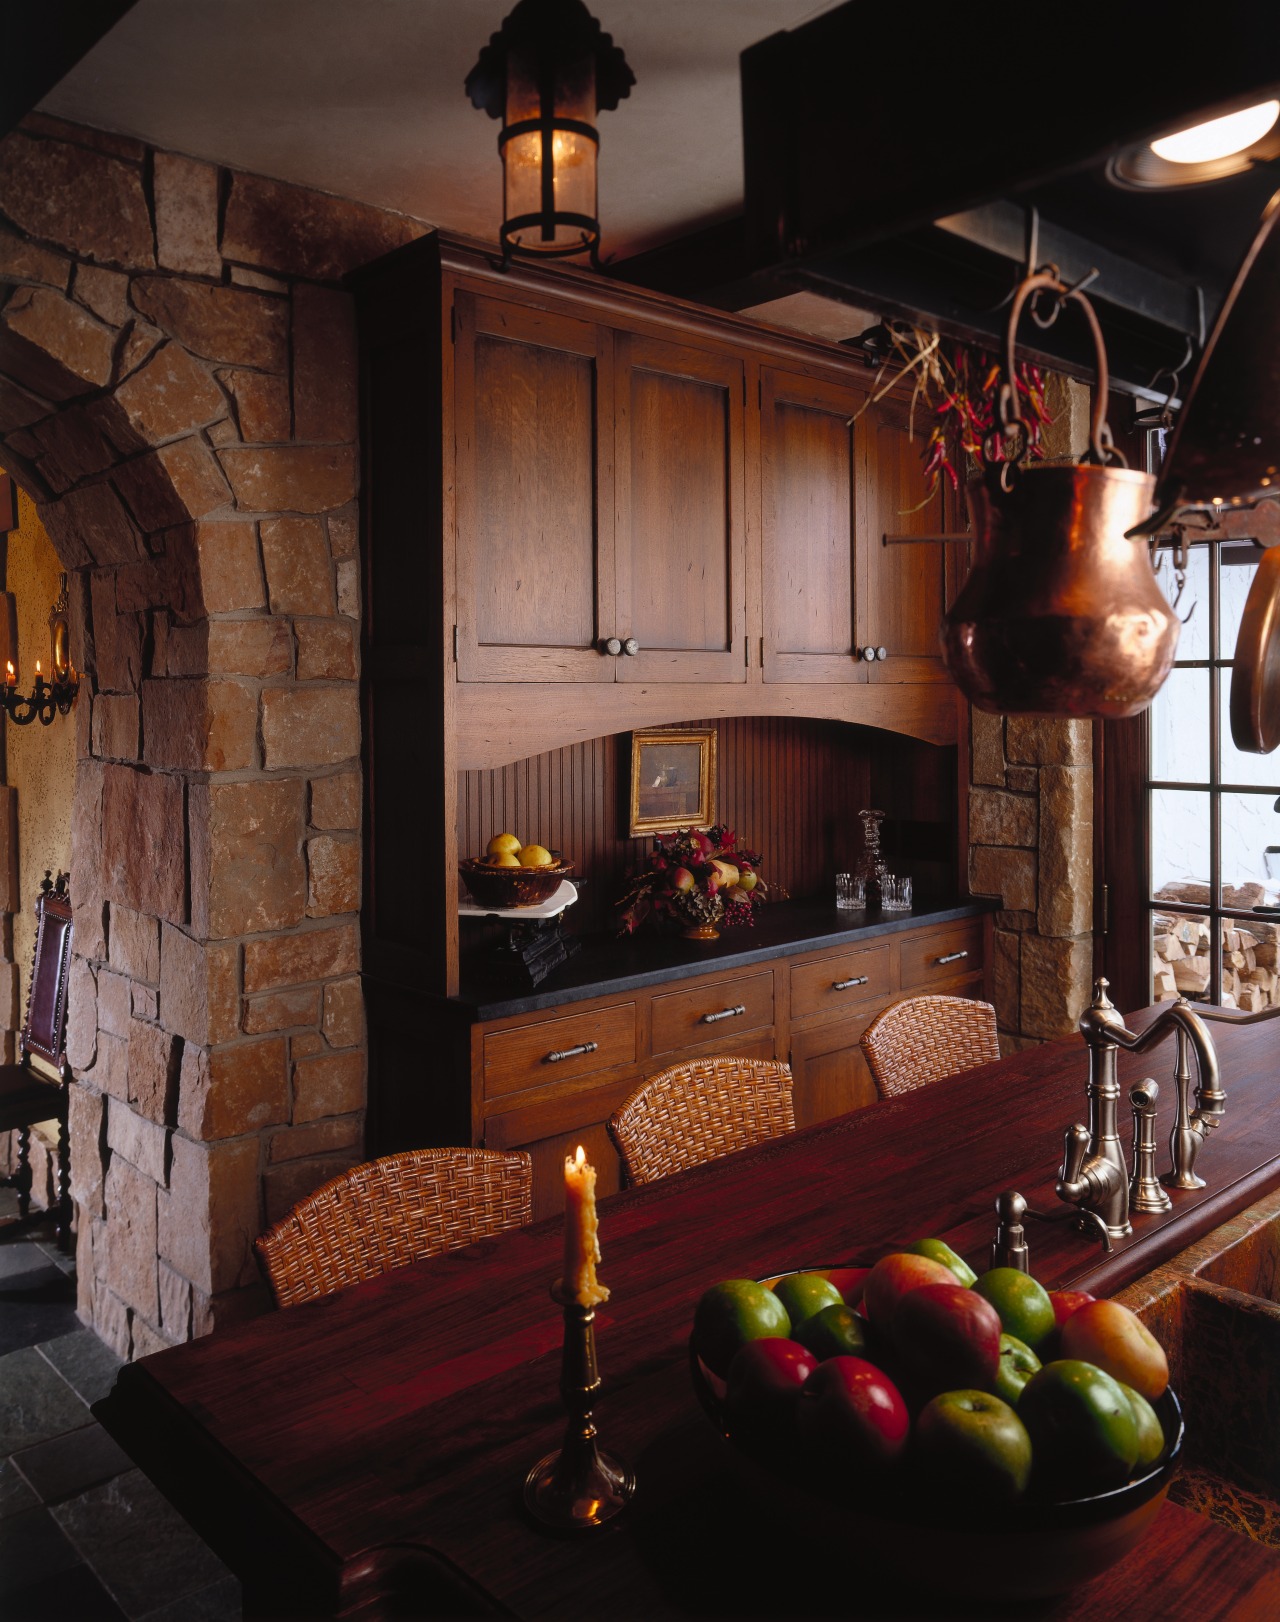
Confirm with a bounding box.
[1110,96,1280,190]
[466,0,634,268]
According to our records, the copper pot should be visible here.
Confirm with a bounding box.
[944,463,1178,718]
[942,269,1179,718]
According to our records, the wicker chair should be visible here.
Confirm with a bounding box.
[608,1057,795,1186]
[860,994,1000,1099]
[255,1146,533,1308]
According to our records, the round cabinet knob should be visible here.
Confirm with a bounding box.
[860,646,877,663]
[603,638,622,656]
[875,646,888,661]
[622,638,640,656]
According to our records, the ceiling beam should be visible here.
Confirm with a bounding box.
[4,2,140,139]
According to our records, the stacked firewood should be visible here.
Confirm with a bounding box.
[1153,882,1280,1010]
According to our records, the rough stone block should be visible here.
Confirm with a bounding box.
[292,1049,365,1124]
[263,1154,360,1226]
[114,342,226,446]
[243,920,359,994]
[970,709,1005,787]
[995,909,1037,934]
[336,557,359,619]
[291,1032,326,1059]
[1005,716,1093,768]
[131,277,288,372]
[91,574,143,693]
[1006,766,1038,793]
[243,986,322,1035]
[141,676,257,773]
[188,777,307,939]
[322,977,365,1049]
[216,367,291,444]
[91,692,139,760]
[95,1283,132,1362]
[310,770,360,831]
[131,982,159,1022]
[68,1081,105,1217]
[44,481,144,568]
[101,764,185,925]
[0,229,70,290]
[127,1018,179,1126]
[306,834,359,917]
[326,503,357,559]
[152,615,206,678]
[0,131,153,268]
[267,1114,362,1164]
[154,151,221,278]
[160,925,239,1048]
[155,435,234,519]
[219,445,357,514]
[259,515,334,615]
[32,406,116,484]
[103,1153,158,1324]
[70,760,107,961]
[87,1030,129,1102]
[109,904,160,984]
[207,617,293,677]
[106,1096,168,1187]
[969,788,1037,849]
[296,619,356,681]
[97,968,133,1040]
[72,263,129,326]
[158,1131,261,1295]
[158,1260,192,1342]
[191,1280,273,1337]
[195,1037,289,1137]
[969,845,1036,914]
[261,685,359,770]
[195,519,264,614]
[1039,765,1093,939]
[291,284,357,443]
[2,287,115,389]
[221,170,422,281]
[1020,934,1094,1040]
[131,1311,178,1356]
[206,677,263,770]
[111,453,189,533]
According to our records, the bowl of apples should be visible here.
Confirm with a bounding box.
[689,1245,1183,1601]
[460,833,574,908]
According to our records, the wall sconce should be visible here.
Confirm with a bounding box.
[3,573,79,726]
[465,0,634,268]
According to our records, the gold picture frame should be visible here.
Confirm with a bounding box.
[628,727,717,838]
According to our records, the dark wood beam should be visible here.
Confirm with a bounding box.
[3,2,140,138]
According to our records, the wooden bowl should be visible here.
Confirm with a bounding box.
[690,1270,1184,1601]
[459,856,574,909]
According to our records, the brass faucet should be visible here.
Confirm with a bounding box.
[1056,979,1221,1243]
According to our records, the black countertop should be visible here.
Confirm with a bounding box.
[451,894,996,1021]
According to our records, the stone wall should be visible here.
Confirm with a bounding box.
[0,114,425,1356]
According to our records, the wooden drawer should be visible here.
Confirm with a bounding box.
[791,943,891,1023]
[898,919,985,991]
[650,971,774,1057]
[483,1004,636,1101]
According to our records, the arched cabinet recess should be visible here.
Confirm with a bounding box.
[354,236,988,1215]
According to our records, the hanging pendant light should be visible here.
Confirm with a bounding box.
[465,0,634,268]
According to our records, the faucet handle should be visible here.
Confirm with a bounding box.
[991,1189,1030,1272]
[1060,1122,1090,1189]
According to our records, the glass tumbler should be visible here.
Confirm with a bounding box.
[881,874,913,911]
[835,873,866,909]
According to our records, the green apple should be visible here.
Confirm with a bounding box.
[905,1237,977,1288]
[991,1332,1041,1406]
[972,1267,1056,1353]
[1117,1379,1166,1468]
[693,1279,791,1377]
[772,1272,843,1332]
[1019,1359,1140,1492]
[913,1389,1032,1500]
[792,1302,869,1361]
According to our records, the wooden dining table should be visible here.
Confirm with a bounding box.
[96,1008,1280,1620]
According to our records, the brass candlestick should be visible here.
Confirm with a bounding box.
[523,1281,635,1531]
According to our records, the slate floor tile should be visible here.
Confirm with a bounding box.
[37,1328,123,1407]
[0,1345,89,1457]
[3,1559,129,1621]
[53,1468,236,1619]
[0,1238,51,1283]
[137,1572,243,1622]
[0,1503,82,1601]
[0,1261,81,1355]
[13,1421,133,1504]
[0,1455,39,1520]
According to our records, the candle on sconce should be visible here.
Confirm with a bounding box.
[562,1144,609,1307]
[4,661,14,688]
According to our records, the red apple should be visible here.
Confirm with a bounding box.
[797,1356,910,1467]
[1049,1289,1096,1329]
[862,1252,958,1332]
[669,866,696,892]
[892,1282,1002,1394]
[814,1266,870,1309]
[724,1338,818,1431]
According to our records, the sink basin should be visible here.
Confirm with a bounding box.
[1116,1187,1280,1549]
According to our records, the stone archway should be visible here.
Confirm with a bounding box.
[0,113,420,1356]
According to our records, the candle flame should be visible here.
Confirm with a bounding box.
[5,662,11,678]
[35,660,40,675]
[573,1144,586,1168]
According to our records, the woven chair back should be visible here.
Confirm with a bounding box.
[256,1146,533,1308]
[608,1056,794,1186]
[860,994,1000,1099]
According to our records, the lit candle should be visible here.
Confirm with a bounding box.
[4,661,13,688]
[562,1144,609,1307]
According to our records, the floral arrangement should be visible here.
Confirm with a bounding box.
[613,825,779,936]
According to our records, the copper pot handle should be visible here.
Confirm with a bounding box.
[993,270,1120,479]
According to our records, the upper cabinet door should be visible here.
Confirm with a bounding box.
[860,394,958,683]
[613,332,747,684]
[454,293,615,682]
[760,367,868,684]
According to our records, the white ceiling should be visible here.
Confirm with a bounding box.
[40,0,842,264]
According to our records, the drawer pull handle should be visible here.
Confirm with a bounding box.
[935,950,969,966]
[701,1004,746,1024]
[833,975,870,991]
[545,1041,598,1063]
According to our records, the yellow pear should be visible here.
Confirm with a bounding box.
[518,844,555,868]
[488,851,522,867]
[487,832,522,857]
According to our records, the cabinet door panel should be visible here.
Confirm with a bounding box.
[790,1012,880,1128]
[455,293,614,682]
[861,395,957,682]
[761,368,868,683]
[614,333,746,683]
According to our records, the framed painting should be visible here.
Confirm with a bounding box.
[628,727,717,838]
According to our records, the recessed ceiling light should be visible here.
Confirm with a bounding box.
[1109,96,1280,190]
